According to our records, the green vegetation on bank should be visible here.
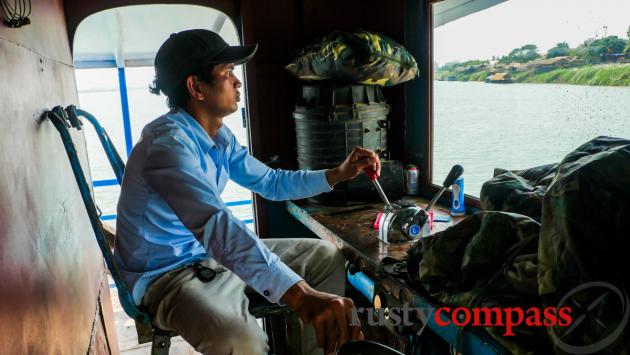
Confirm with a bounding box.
[522,64,630,86]
[437,64,630,87]
[436,27,630,87]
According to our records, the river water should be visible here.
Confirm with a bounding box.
[433,81,630,196]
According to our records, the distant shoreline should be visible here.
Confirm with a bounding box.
[435,63,630,87]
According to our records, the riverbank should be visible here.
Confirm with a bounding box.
[519,63,630,86]
[436,63,630,87]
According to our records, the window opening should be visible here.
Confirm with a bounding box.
[431,0,630,197]
[73,5,254,228]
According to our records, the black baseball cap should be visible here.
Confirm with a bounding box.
[154,29,257,95]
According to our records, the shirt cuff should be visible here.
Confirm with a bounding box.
[312,169,334,193]
[251,260,303,303]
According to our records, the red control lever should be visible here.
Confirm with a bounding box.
[364,166,379,181]
[364,166,391,207]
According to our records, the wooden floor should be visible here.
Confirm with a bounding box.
[108,277,199,355]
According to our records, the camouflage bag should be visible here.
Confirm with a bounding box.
[480,163,558,220]
[285,29,419,86]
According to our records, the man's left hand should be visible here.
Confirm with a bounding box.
[325,147,381,187]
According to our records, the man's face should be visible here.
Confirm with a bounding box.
[199,63,241,118]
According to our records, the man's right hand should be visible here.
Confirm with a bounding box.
[325,147,381,188]
[281,281,364,354]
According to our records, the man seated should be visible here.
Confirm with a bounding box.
[114,29,381,355]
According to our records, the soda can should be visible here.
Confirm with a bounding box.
[404,164,419,195]
[450,176,466,216]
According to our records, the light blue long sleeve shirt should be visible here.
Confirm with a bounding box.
[114,109,332,305]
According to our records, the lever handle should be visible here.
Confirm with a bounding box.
[364,166,390,207]
[441,164,464,187]
[364,166,378,181]
[425,164,464,213]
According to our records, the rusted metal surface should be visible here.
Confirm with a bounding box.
[100,274,120,355]
[89,295,113,355]
[0,1,114,353]
[286,198,463,275]
[287,199,509,354]
[377,276,510,354]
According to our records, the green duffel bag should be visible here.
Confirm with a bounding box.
[285,29,419,86]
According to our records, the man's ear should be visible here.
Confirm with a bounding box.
[185,75,204,102]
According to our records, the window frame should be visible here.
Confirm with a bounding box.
[422,0,481,210]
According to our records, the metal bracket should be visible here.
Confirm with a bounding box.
[151,330,172,355]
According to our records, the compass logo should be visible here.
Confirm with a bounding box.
[551,281,630,354]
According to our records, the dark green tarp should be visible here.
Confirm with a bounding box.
[408,136,630,354]
[480,163,558,221]
[539,136,630,355]
[409,211,550,354]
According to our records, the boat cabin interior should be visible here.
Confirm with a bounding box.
[1,0,629,354]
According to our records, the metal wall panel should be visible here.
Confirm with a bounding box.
[0,0,115,353]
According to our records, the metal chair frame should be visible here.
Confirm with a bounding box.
[47,105,294,354]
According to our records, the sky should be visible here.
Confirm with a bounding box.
[433,0,630,65]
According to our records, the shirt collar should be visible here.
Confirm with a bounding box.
[176,109,229,153]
